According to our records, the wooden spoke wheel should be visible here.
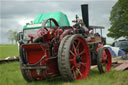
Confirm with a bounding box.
[97,47,112,73]
[58,34,91,81]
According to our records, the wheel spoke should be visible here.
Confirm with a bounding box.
[71,66,75,71]
[80,62,86,67]
[79,50,85,56]
[73,70,76,79]
[78,63,81,68]
[73,43,77,54]
[77,48,79,55]
[76,41,80,49]
[70,50,75,57]
[76,68,82,77]
[102,54,107,63]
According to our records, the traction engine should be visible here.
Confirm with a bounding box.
[18,4,112,82]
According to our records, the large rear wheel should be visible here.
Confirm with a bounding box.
[58,34,91,81]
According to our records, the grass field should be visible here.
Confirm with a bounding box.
[0,44,19,59]
[0,44,128,85]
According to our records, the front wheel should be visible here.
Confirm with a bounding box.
[58,34,91,81]
[19,46,34,82]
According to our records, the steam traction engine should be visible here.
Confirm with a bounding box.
[18,4,112,82]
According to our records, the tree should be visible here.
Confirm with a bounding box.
[107,0,128,39]
[8,30,18,44]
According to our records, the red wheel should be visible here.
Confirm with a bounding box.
[97,47,112,73]
[58,34,90,81]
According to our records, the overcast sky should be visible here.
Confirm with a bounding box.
[0,0,118,44]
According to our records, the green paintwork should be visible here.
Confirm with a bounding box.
[23,12,70,29]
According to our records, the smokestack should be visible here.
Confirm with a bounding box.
[81,4,89,28]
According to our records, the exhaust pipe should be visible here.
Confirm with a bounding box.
[81,4,89,29]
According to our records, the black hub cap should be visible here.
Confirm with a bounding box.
[76,56,80,63]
